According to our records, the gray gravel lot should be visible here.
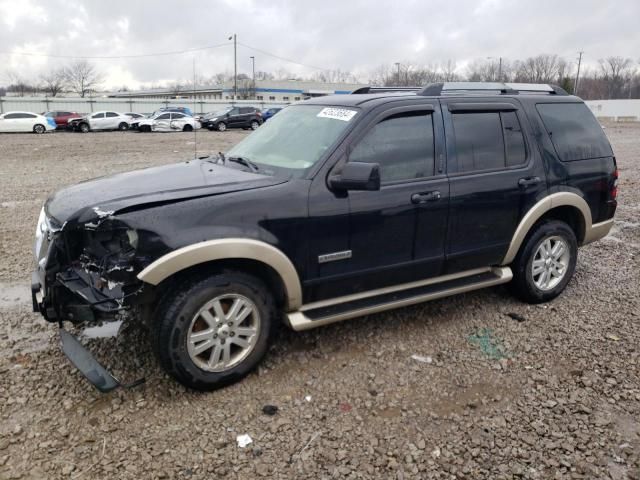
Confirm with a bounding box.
[0,126,639,479]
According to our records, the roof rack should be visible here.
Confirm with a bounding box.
[418,82,569,96]
[351,86,421,94]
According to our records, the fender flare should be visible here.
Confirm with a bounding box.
[501,192,592,265]
[137,238,303,310]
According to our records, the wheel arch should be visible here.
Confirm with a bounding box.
[138,238,302,311]
[502,192,592,265]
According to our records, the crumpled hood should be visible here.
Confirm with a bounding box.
[46,159,287,224]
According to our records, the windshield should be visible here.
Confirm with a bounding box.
[226,104,357,175]
[205,108,231,119]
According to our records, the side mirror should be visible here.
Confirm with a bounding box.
[329,162,381,191]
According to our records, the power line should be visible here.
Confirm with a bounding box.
[0,42,232,59]
[237,42,329,71]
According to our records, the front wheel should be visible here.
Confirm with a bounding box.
[183,124,193,132]
[33,124,45,134]
[216,122,227,132]
[510,220,577,304]
[118,122,129,131]
[152,271,276,391]
[250,120,260,130]
[79,123,90,133]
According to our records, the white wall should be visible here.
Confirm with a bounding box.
[0,97,288,115]
[585,99,640,121]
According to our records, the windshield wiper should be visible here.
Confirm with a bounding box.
[227,156,260,172]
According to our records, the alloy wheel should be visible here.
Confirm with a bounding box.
[531,235,571,291]
[186,294,260,372]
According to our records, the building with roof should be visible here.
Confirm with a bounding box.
[106,79,366,102]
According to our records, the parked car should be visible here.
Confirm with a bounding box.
[150,106,194,117]
[262,107,282,121]
[31,82,617,392]
[70,111,131,133]
[203,106,262,131]
[0,111,55,134]
[123,113,146,130]
[43,111,82,129]
[135,112,201,132]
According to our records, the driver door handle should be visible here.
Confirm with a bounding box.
[411,191,441,204]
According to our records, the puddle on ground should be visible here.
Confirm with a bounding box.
[0,282,31,309]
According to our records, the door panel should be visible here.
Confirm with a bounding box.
[304,103,449,302]
[441,98,547,272]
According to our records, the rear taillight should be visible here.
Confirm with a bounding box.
[611,168,619,200]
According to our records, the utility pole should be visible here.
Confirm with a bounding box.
[395,62,401,86]
[250,56,255,99]
[228,34,237,99]
[498,57,502,82]
[574,51,584,96]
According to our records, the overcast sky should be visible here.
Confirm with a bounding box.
[1,0,638,89]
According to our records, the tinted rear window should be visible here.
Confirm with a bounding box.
[536,103,612,161]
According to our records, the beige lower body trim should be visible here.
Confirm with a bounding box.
[286,267,512,331]
[583,218,614,244]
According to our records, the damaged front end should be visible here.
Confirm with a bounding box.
[32,205,151,324]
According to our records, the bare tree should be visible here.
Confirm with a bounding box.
[599,56,634,98]
[40,68,66,97]
[6,70,36,96]
[64,60,103,97]
[514,54,560,83]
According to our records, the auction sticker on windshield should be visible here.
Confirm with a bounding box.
[317,107,357,122]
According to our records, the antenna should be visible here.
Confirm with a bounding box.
[193,56,197,159]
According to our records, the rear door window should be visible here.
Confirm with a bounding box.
[451,110,528,173]
[105,112,119,118]
[536,103,612,161]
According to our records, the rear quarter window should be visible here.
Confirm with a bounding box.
[536,103,612,162]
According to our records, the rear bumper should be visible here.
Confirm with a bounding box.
[583,218,615,244]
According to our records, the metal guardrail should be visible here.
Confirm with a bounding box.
[0,96,289,115]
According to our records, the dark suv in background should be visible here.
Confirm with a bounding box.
[203,106,262,131]
[31,82,617,392]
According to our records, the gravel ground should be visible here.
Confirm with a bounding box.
[0,126,639,479]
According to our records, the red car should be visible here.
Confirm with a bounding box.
[43,111,82,129]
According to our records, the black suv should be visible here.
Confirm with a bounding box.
[32,82,617,391]
[202,106,262,131]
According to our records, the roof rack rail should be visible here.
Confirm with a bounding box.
[351,86,421,94]
[418,82,569,96]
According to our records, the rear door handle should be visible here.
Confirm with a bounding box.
[411,191,441,204]
[518,176,541,188]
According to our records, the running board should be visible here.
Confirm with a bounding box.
[286,267,512,331]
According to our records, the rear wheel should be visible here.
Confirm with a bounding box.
[217,122,227,132]
[152,271,277,391]
[33,124,45,134]
[183,124,193,132]
[118,122,129,131]
[510,220,577,304]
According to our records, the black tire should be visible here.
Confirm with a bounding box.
[79,123,90,133]
[118,122,129,131]
[217,122,227,132]
[141,125,152,133]
[152,271,277,391]
[510,220,577,304]
[183,124,193,132]
[250,120,260,130]
[33,124,45,134]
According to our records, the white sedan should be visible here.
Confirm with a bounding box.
[70,111,132,133]
[0,111,55,134]
[135,112,201,132]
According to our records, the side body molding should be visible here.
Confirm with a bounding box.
[502,192,594,265]
[137,238,303,311]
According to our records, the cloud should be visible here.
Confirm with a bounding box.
[0,0,638,88]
